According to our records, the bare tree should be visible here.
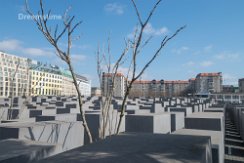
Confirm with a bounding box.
[97,37,129,139]
[8,58,20,120]
[25,0,93,143]
[115,0,185,134]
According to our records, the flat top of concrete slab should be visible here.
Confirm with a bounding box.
[0,139,57,161]
[207,107,224,110]
[170,112,185,115]
[173,129,222,147]
[126,113,171,116]
[36,133,211,163]
[0,120,80,128]
[186,112,223,118]
[169,107,191,109]
[204,108,224,111]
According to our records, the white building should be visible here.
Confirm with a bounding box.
[76,74,91,96]
[0,52,91,97]
[60,69,91,96]
[0,52,30,97]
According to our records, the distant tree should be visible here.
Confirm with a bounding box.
[97,36,129,139]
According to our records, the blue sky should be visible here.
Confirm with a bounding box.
[0,0,244,86]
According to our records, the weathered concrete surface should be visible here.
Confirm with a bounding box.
[168,107,192,117]
[185,112,225,131]
[0,139,61,163]
[174,129,224,163]
[36,133,213,163]
[170,112,185,133]
[84,110,125,144]
[0,121,84,152]
[125,113,171,134]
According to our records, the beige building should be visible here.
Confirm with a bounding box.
[61,70,91,96]
[195,72,222,95]
[129,79,189,97]
[0,52,91,97]
[164,80,189,97]
[101,73,125,98]
[0,52,30,97]
[30,63,91,97]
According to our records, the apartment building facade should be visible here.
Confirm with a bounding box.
[239,78,244,93]
[129,79,189,97]
[164,80,189,97]
[0,52,30,97]
[30,61,63,96]
[195,72,222,95]
[101,72,125,98]
[0,52,91,97]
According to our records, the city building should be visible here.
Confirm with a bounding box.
[222,85,238,93]
[187,78,196,95]
[101,72,125,98]
[195,72,222,96]
[129,80,164,98]
[129,79,189,97]
[76,74,91,96]
[211,93,244,103]
[0,52,30,97]
[30,61,63,96]
[60,69,92,96]
[0,52,91,97]
[239,78,244,93]
[164,80,189,97]
[91,87,101,96]
[61,69,77,96]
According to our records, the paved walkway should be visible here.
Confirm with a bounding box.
[225,113,244,163]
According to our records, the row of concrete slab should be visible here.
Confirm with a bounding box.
[0,96,225,162]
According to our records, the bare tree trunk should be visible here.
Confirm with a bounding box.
[67,61,93,143]
[25,0,93,143]
[115,0,185,134]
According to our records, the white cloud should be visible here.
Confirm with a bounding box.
[215,52,240,61]
[200,61,214,67]
[173,46,189,54]
[222,73,238,85]
[0,39,22,51]
[71,54,86,62]
[203,45,213,52]
[144,23,168,36]
[104,3,125,15]
[22,48,53,56]
[127,23,168,39]
[0,39,54,57]
[183,61,195,67]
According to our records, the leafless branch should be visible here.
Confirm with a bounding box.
[26,0,93,143]
[115,0,185,134]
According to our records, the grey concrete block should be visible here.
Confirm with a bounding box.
[125,113,171,134]
[174,129,224,163]
[170,112,185,132]
[0,139,62,163]
[0,121,84,151]
[169,107,192,117]
[36,133,213,163]
[185,112,224,132]
[84,111,125,144]
[56,108,71,114]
